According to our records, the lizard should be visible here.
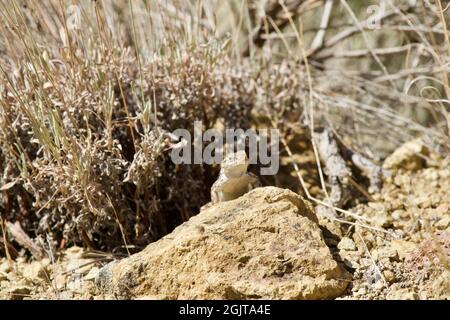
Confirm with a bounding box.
[210,150,261,203]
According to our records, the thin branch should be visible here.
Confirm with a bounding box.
[316,44,418,60]
[310,0,334,50]
[6,221,45,259]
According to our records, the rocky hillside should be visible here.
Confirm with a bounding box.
[1,140,448,300]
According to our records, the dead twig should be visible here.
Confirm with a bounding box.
[1,217,17,260]
[313,128,351,206]
[309,0,333,51]
[242,0,307,56]
[6,221,45,259]
[315,44,419,60]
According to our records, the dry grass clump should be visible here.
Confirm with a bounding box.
[0,1,257,253]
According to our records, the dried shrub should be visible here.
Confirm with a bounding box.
[0,2,255,252]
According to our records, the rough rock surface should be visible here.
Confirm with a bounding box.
[338,153,450,300]
[383,138,428,171]
[96,187,349,299]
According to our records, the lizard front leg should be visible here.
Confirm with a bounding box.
[211,190,219,203]
[247,173,261,192]
[211,190,225,203]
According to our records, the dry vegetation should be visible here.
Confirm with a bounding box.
[0,0,449,299]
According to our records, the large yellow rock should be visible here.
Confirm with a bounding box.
[97,187,349,299]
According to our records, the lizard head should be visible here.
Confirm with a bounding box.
[221,150,249,178]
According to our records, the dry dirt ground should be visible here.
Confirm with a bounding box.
[0,140,448,300]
